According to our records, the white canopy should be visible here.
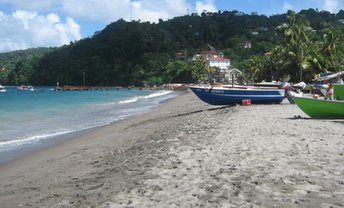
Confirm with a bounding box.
[314,71,344,81]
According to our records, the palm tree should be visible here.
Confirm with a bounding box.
[316,25,344,72]
[189,59,213,83]
[275,11,314,82]
[239,55,268,82]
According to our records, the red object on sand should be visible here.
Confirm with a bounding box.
[242,99,251,106]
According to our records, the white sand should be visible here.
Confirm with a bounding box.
[0,91,344,207]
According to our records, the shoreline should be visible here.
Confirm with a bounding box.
[0,125,106,165]
[0,91,184,165]
[1,91,344,207]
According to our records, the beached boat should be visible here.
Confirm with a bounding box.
[0,85,6,92]
[294,97,344,118]
[253,81,281,88]
[334,84,344,100]
[188,85,285,105]
[320,84,344,100]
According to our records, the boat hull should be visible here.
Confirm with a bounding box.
[334,84,344,100]
[188,86,285,105]
[0,85,5,92]
[294,97,344,118]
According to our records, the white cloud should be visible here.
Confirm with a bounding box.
[195,0,217,14]
[12,10,37,29]
[47,13,60,24]
[323,0,340,13]
[61,0,130,23]
[0,0,197,52]
[0,10,81,52]
[131,1,169,22]
[283,1,293,13]
[60,0,191,23]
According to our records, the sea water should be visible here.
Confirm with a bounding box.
[0,86,181,164]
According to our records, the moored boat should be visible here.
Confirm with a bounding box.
[188,85,285,105]
[17,85,34,91]
[294,97,344,119]
[0,84,6,92]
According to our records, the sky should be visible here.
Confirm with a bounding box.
[0,0,343,53]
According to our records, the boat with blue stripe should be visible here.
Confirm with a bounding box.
[188,85,285,105]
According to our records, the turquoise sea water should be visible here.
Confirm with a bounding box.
[0,86,181,163]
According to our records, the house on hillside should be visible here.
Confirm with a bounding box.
[201,51,231,70]
[208,57,230,70]
[220,68,243,83]
[201,50,223,60]
[194,50,243,83]
[243,41,252,49]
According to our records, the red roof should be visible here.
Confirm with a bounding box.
[208,57,230,61]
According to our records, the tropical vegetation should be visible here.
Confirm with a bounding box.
[0,9,344,86]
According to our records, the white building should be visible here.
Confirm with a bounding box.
[201,51,231,70]
[221,68,242,83]
[208,57,230,70]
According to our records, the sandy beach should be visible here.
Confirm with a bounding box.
[0,90,344,208]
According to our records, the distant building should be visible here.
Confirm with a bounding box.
[175,51,187,60]
[234,12,245,16]
[192,54,202,60]
[208,57,231,70]
[243,41,252,49]
[201,51,230,70]
[257,27,269,31]
[220,68,243,83]
[201,50,223,60]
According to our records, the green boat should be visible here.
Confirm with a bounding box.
[334,84,344,100]
[294,97,344,119]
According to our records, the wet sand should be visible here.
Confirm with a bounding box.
[0,91,344,207]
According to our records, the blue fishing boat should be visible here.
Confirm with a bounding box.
[188,85,285,105]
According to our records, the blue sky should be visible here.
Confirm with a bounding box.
[0,0,343,52]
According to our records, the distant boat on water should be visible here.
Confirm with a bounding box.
[188,85,285,105]
[0,84,6,92]
[17,85,34,91]
[62,85,91,91]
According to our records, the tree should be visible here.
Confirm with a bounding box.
[189,59,213,83]
[315,24,344,72]
[238,55,269,82]
[275,11,314,82]
[2,10,344,86]
[166,60,191,83]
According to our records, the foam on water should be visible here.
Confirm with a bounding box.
[0,86,181,161]
[0,130,73,150]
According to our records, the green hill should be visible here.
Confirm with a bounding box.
[1,9,344,86]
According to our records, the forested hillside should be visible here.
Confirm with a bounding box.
[0,47,56,85]
[1,9,344,86]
